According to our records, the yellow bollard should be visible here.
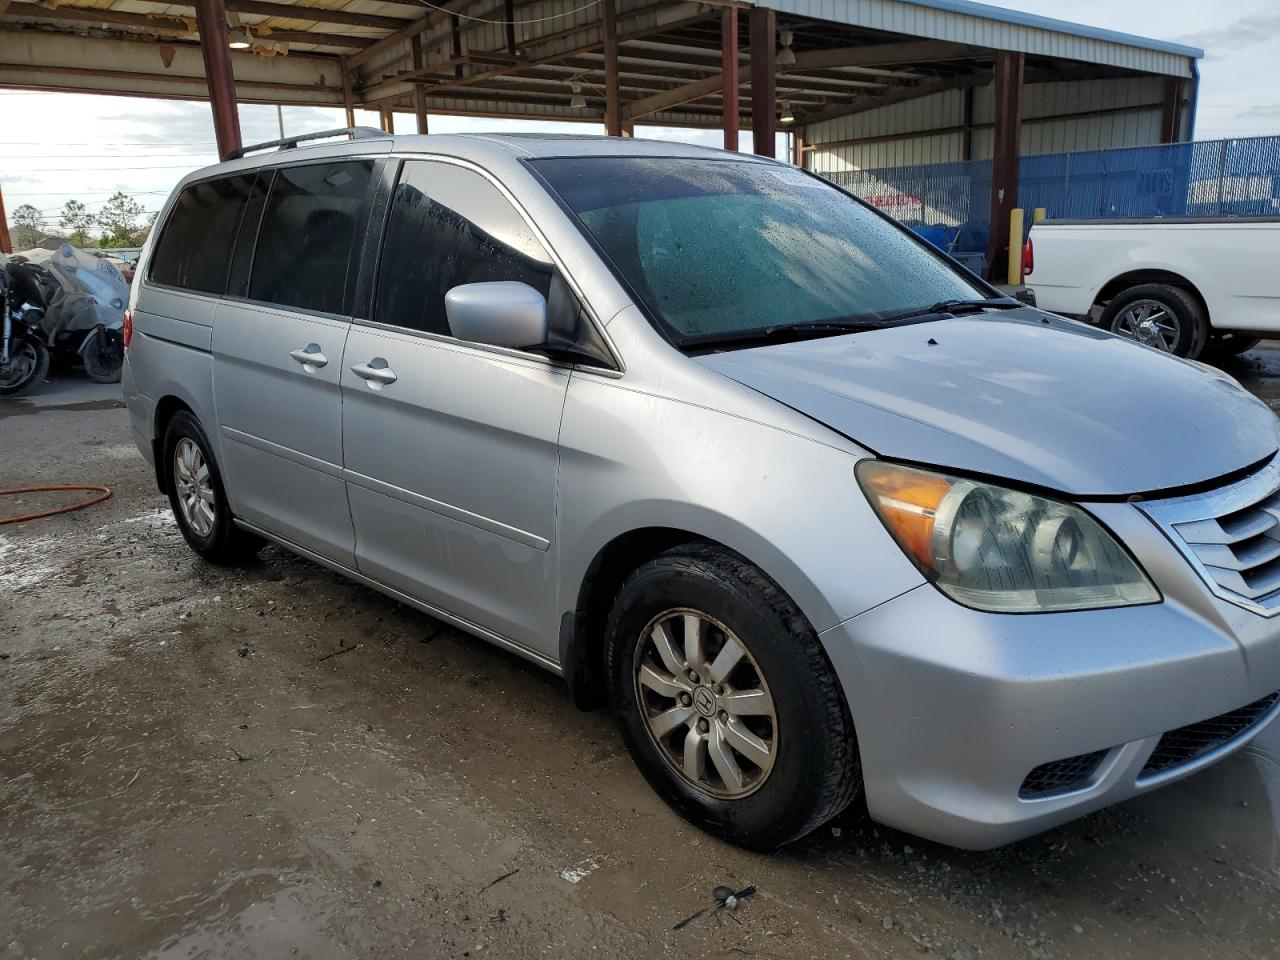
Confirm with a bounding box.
[1033,207,1047,224]
[1007,207,1025,286]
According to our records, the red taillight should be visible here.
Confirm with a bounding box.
[123,309,133,349]
[1022,237,1034,277]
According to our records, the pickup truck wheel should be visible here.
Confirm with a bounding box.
[1205,332,1261,359]
[1102,283,1208,359]
[605,543,863,850]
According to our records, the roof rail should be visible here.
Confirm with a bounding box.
[225,127,388,161]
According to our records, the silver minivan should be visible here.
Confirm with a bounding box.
[124,131,1280,850]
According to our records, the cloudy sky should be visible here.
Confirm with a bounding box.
[4,0,1279,231]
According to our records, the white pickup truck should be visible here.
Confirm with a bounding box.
[1027,217,1280,360]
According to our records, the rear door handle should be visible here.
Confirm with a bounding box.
[290,344,328,368]
[351,359,398,387]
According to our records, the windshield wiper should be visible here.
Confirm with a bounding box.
[927,297,1022,315]
[863,296,1022,327]
[679,298,1023,352]
[680,318,895,351]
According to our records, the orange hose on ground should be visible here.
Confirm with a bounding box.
[0,484,113,525]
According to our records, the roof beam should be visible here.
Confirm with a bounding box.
[788,40,984,71]
[345,0,480,70]
[624,71,721,118]
[1,3,371,48]
[4,3,190,33]
[125,0,410,31]
[798,73,989,127]
[622,39,962,121]
[360,0,714,103]
[225,0,407,30]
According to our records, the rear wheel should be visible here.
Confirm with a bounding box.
[83,329,124,384]
[1204,331,1261,361]
[1102,283,1208,359]
[163,411,262,565]
[605,543,862,849]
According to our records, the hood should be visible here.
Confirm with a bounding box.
[696,311,1279,496]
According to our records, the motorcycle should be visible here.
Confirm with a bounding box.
[0,262,51,396]
[5,251,126,386]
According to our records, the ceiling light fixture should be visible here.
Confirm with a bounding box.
[229,27,252,49]
[777,28,796,66]
[569,81,586,110]
[779,100,795,124]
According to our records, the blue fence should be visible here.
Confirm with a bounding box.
[820,135,1280,269]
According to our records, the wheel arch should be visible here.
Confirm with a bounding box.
[150,395,196,494]
[559,513,839,711]
[1093,269,1209,318]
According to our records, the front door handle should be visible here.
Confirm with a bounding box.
[351,359,398,387]
[290,344,328,368]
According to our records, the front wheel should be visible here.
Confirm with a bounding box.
[605,543,862,850]
[0,336,50,396]
[1102,283,1208,359]
[82,329,124,384]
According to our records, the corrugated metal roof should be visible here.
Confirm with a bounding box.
[757,0,1201,78]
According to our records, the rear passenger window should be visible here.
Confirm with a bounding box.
[249,160,375,315]
[375,161,554,337]
[149,173,257,294]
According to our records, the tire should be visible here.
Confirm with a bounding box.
[0,336,50,396]
[83,330,123,384]
[163,411,262,565]
[1101,283,1208,359]
[1204,332,1261,361]
[605,543,862,850]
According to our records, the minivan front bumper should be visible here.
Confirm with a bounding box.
[822,559,1280,850]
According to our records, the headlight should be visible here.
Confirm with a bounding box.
[856,461,1159,613]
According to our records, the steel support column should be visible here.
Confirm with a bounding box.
[985,51,1024,283]
[0,185,12,255]
[603,0,622,136]
[1161,77,1182,143]
[193,0,242,160]
[791,128,805,167]
[340,56,356,127]
[748,7,776,157]
[412,34,429,134]
[721,6,739,152]
[380,104,394,133]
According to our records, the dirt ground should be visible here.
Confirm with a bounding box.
[4,350,1280,960]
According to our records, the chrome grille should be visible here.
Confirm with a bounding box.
[1139,458,1280,617]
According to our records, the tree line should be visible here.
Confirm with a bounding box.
[8,193,157,250]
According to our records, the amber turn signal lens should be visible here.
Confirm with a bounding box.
[856,461,953,568]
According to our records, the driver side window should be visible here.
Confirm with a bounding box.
[374,161,555,338]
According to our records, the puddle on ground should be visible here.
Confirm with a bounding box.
[0,397,126,418]
[146,882,342,960]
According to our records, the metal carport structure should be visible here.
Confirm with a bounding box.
[0,0,1202,276]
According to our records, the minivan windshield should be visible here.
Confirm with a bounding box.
[529,157,998,349]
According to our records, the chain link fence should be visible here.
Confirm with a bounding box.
[820,135,1280,271]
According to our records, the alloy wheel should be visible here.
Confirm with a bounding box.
[1113,298,1180,353]
[173,438,215,537]
[633,609,778,799]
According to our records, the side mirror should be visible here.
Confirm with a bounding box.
[444,281,548,349]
